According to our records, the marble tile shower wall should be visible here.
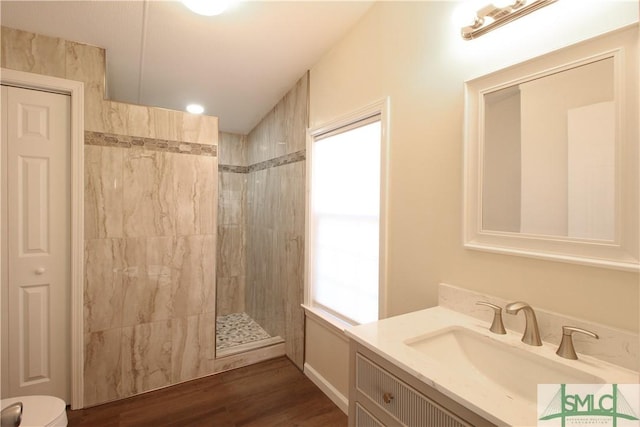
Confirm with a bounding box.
[247,74,308,165]
[1,27,219,406]
[245,73,308,369]
[84,138,217,405]
[217,132,247,316]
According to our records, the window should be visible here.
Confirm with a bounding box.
[307,103,387,326]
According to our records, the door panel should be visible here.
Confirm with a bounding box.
[19,156,50,255]
[21,284,50,384]
[1,85,70,402]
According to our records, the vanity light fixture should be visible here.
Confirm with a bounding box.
[461,0,557,40]
[186,103,204,114]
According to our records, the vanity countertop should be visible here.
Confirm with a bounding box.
[345,306,639,426]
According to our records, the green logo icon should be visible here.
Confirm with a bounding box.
[540,384,639,427]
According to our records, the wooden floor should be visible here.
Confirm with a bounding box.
[67,357,347,427]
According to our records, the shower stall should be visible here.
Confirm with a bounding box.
[215,74,308,368]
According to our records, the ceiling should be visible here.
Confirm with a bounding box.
[1,0,374,134]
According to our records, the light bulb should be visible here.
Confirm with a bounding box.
[181,0,235,16]
[186,104,204,114]
[492,0,518,8]
[452,2,480,28]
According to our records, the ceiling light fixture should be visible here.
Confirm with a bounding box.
[181,0,235,17]
[461,0,557,40]
[186,104,204,114]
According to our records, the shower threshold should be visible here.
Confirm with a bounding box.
[216,312,284,358]
[216,336,284,358]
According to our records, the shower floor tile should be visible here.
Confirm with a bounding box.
[216,312,272,350]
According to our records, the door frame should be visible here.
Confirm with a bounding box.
[1,68,84,409]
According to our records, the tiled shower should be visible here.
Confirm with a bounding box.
[216,74,307,369]
[1,25,307,406]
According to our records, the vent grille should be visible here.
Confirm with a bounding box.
[356,354,470,427]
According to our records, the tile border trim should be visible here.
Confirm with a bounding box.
[85,130,217,157]
[219,150,305,174]
[219,165,249,173]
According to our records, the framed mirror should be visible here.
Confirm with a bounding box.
[464,25,638,271]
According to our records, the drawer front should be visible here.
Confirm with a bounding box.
[356,353,471,427]
[355,403,385,427]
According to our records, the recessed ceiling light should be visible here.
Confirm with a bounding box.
[181,0,235,16]
[186,104,204,114]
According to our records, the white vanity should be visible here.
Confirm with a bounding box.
[347,319,495,427]
[346,304,638,426]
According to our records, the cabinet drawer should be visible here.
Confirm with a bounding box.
[355,353,471,427]
[355,403,385,427]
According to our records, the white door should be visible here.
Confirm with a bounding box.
[1,85,71,402]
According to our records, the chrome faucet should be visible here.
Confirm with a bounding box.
[505,301,542,346]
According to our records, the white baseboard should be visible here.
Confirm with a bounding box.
[303,362,349,415]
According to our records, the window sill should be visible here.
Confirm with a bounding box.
[302,304,355,340]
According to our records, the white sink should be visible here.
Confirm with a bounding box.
[405,326,605,404]
[347,307,638,426]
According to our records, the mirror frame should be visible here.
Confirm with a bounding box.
[463,25,638,272]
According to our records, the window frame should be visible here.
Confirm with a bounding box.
[304,98,390,328]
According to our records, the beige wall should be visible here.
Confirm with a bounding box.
[305,316,350,395]
[305,0,639,400]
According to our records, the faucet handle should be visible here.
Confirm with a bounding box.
[556,326,599,360]
[476,301,506,334]
[0,402,22,427]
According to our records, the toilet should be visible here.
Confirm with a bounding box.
[0,396,67,427]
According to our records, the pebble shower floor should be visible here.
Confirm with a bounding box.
[215,312,272,350]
